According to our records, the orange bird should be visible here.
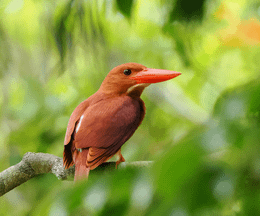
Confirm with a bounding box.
[63,63,181,181]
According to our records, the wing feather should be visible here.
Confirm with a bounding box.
[64,100,90,146]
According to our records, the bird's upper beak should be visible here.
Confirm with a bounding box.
[129,68,181,84]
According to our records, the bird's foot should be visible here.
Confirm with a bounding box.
[115,154,125,169]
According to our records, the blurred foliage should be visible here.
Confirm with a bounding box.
[1,0,260,215]
[168,0,205,22]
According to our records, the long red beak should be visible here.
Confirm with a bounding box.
[129,68,181,84]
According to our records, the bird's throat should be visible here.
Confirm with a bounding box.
[126,83,150,97]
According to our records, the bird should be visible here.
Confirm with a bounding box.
[63,63,181,181]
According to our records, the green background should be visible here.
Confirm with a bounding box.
[1,0,260,215]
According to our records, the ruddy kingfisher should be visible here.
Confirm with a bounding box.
[63,63,181,180]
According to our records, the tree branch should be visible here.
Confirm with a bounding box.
[0,152,153,196]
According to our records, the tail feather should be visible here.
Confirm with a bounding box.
[74,163,90,181]
[73,148,90,181]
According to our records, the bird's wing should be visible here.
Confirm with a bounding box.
[64,92,108,146]
[63,99,91,169]
[73,96,145,169]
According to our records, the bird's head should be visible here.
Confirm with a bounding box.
[99,63,181,97]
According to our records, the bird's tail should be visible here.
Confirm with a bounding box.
[73,149,90,181]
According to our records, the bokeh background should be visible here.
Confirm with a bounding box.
[1,0,260,215]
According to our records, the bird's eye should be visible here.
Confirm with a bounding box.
[123,69,132,75]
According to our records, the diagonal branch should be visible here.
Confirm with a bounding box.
[0,152,153,196]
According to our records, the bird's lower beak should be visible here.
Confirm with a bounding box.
[129,68,181,84]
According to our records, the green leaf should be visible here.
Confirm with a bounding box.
[116,0,133,19]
